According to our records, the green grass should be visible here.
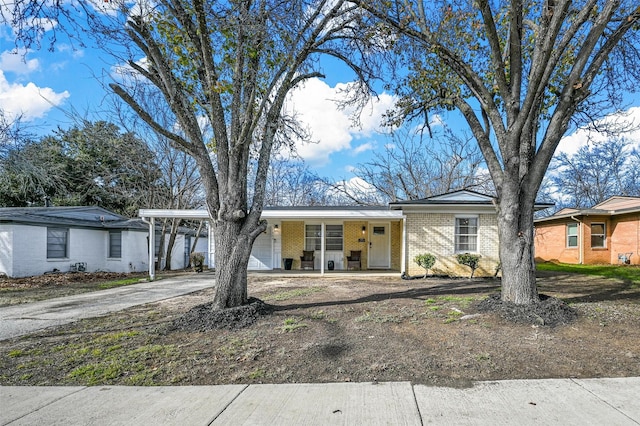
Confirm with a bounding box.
[537,262,640,285]
[282,317,307,332]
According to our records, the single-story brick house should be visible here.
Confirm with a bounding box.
[141,190,550,278]
[534,196,640,265]
[0,206,208,278]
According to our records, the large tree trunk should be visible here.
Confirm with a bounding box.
[211,220,258,310]
[497,187,539,305]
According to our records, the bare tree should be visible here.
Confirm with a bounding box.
[100,0,372,309]
[543,137,640,210]
[262,158,334,206]
[354,126,492,203]
[357,0,640,304]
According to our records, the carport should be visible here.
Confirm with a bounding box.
[139,209,210,281]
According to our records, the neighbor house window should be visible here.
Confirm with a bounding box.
[566,223,578,248]
[47,227,69,259]
[455,217,478,252]
[591,223,606,248]
[109,230,122,258]
[305,224,343,251]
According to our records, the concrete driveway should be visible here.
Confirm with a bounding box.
[0,273,215,341]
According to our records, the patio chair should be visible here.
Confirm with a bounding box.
[347,250,362,270]
[300,250,315,270]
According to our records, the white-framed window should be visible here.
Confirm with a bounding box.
[591,223,606,248]
[109,230,122,258]
[325,224,343,251]
[566,223,578,248]
[305,224,343,251]
[455,217,478,252]
[47,227,69,259]
[305,224,321,251]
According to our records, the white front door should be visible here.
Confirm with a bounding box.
[369,223,390,268]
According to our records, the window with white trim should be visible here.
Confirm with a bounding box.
[591,223,606,248]
[455,217,478,252]
[47,227,69,259]
[305,225,321,251]
[325,225,343,251]
[566,223,578,248]
[305,224,343,251]
[109,230,122,258]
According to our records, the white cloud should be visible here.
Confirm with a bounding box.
[0,50,39,74]
[556,106,640,156]
[352,142,374,155]
[429,113,444,127]
[0,70,69,121]
[284,78,396,165]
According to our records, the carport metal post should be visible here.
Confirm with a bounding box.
[144,217,155,281]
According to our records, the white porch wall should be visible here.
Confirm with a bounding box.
[207,223,280,270]
[167,234,186,270]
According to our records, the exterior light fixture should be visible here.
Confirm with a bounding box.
[273,224,281,236]
[361,225,366,235]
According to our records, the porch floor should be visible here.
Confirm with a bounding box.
[247,269,401,277]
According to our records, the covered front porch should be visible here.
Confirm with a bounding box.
[250,207,405,275]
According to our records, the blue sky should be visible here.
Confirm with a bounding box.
[2,8,640,188]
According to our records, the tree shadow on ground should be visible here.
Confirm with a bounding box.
[536,272,640,304]
[272,278,501,312]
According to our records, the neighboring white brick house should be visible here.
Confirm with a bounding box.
[0,206,207,278]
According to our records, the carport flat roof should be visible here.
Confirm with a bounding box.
[138,208,404,220]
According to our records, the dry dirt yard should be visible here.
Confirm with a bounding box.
[1,270,639,387]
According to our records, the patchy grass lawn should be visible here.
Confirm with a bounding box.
[1,272,639,387]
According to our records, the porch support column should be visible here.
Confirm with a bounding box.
[148,217,155,281]
[320,222,325,275]
[401,216,407,275]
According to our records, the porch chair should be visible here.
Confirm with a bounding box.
[300,250,315,270]
[347,250,362,270]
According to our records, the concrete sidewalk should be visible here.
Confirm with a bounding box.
[2,378,639,425]
[0,273,215,341]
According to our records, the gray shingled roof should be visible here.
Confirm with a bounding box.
[0,206,146,230]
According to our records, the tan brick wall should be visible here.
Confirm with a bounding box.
[390,221,401,271]
[404,213,499,277]
[344,221,368,269]
[281,221,304,269]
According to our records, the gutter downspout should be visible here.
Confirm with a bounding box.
[570,216,583,265]
[141,217,155,281]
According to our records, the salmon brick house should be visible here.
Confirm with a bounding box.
[140,190,544,278]
[534,196,640,265]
